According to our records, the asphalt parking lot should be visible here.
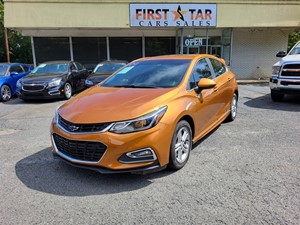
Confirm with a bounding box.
[0,84,299,225]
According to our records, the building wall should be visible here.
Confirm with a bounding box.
[230,28,290,79]
[4,0,300,29]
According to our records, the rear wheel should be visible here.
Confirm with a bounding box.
[64,82,72,99]
[226,93,238,122]
[0,85,12,102]
[271,90,284,102]
[168,120,192,170]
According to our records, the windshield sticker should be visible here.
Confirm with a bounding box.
[117,66,134,74]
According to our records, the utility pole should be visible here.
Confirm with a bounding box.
[4,28,10,63]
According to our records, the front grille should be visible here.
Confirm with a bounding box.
[281,64,300,77]
[53,133,107,162]
[58,115,111,133]
[23,84,45,91]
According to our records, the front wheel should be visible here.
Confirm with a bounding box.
[226,93,238,122]
[64,82,72,99]
[271,90,284,102]
[0,85,12,102]
[168,120,192,170]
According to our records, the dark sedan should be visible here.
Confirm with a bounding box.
[85,60,127,88]
[17,61,89,100]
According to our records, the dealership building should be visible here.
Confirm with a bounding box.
[4,0,300,79]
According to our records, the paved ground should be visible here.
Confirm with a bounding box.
[0,84,299,225]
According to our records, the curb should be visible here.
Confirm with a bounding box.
[237,80,269,85]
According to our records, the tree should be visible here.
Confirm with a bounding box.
[0,1,32,63]
[288,30,300,51]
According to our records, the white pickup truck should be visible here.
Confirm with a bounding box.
[270,41,300,101]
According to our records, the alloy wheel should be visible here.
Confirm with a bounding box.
[1,85,12,101]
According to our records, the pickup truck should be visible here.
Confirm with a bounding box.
[269,41,300,101]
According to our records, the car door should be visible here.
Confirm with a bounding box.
[209,58,235,118]
[69,62,80,91]
[187,58,220,137]
[9,65,25,91]
[74,62,87,90]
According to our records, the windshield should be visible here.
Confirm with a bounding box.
[31,63,68,75]
[0,65,9,76]
[289,45,300,55]
[102,59,191,88]
[93,63,126,74]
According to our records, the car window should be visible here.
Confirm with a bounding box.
[191,58,212,83]
[70,63,77,72]
[22,65,30,72]
[10,65,24,74]
[75,62,83,71]
[210,58,227,77]
[102,59,191,88]
[0,65,9,76]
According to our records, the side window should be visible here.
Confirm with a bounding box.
[70,63,77,72]
[210,59,226,77]
[187,73,197,90]
[22,65,30,72]
[75,62,83,71]
[192,58,212,82]
[10,65,24,74]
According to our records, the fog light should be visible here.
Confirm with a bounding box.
[118,148,157,164]
[127,149,153,158]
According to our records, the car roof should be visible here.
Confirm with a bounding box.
[0,62,31,66]
[40,60,73,65]
[98,60,128,64]
[138,54,217,60]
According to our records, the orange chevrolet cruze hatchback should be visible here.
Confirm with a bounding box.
[51,54,238,174]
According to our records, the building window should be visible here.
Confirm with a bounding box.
[145,37,176,57]
[34,37,70,65]
[72,37,107,70]
[109,37,142,62]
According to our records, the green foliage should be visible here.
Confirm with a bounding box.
[0,1,32,63]
[288,31,300,51]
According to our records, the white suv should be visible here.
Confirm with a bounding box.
[270,41,300,101]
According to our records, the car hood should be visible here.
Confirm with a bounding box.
[58,86,179,123]
[274,54,300,66]
[21,74,65,83]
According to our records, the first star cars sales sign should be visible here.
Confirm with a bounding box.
[130,4,217,27]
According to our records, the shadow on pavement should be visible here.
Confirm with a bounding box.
[3,97,65,105]
[243,93,300,112]
[15,147,173,196]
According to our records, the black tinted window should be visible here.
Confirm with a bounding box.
[192,58,212,84]
[210,59,226,77]
[10,66,24,73]
[75,62,83,71]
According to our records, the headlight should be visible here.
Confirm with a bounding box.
[48,79,62,88]
[272,66,281,75]
[85,79,93,86]
[53,105,62,123]
[16,80,22,88]
[109,106,168,134]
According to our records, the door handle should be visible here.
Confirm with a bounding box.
[213,87,218,92]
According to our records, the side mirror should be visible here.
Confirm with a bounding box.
[276,51,286,58]
[195,78,216,94]
[10,71,18,76]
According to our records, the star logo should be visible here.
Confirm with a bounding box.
[171,5,187,21]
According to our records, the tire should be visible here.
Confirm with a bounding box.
[226,93,238,122]
[64,82,72,99]
[0,85,12,102]
[271,90,284,102]
[168,120,192,170]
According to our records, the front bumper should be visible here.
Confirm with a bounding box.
[50,119,172,174]
[17,86,64,99]
[269,76,300,94]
